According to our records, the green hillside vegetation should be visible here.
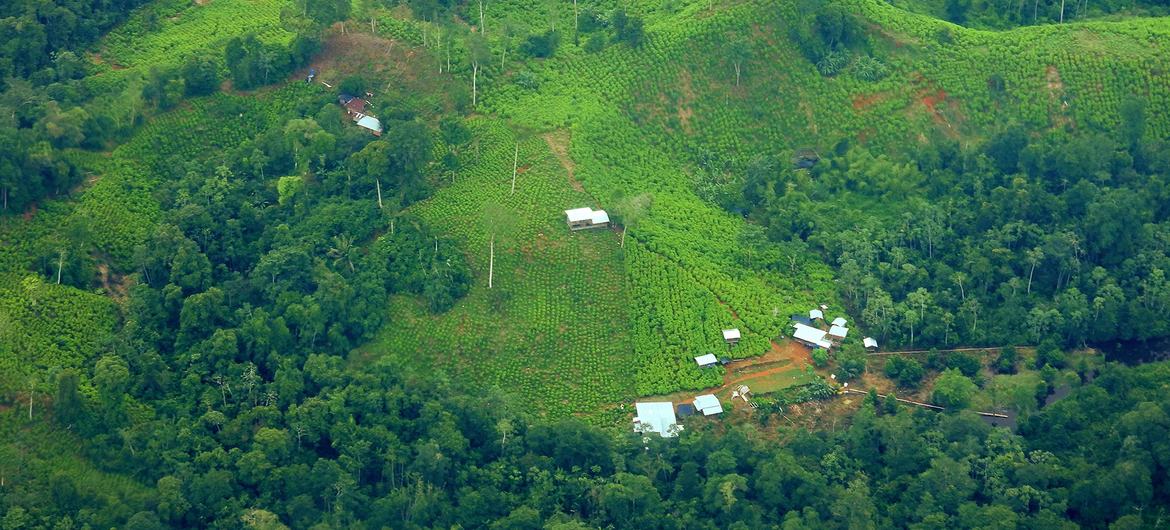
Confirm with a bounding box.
[2,0,1170,527]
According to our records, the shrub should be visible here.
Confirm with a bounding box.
[884,356,924,389]
[932,369,976,409]
[945,352,982,377]
[1035,340,1067,369]
[835,353,866,382]
[994,346,1018,374]
[852,55,889,82]
[584,34,607,54]
[816,50,849,76]
[514,70,540,91]
[812,348,830,368]
[521,30,560,58]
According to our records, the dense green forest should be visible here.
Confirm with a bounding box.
[3,0,1170,527]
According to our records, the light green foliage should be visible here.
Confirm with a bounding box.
[370,120,635,417]
[933,368,978,409]
[0,276,117,397]
[99,0,293,73]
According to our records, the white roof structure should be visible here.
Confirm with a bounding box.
[694,353,719,367]
[809,309,824,320]
[693,394,724,416]
[355,115,382,133]
[565,207,609,224]
[793,323,833,349]
[565,207,593,222]
[831,317,847,327]
[634,402,681,438]
[723,328,741,341]
[863,337,878,349]
[829,325,849,339]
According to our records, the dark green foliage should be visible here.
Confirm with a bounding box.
[994,346,1019,374]
[743,129,1170,350]
[0,0,151,82]
[1035,340,1067,369]
[791,0,866,68]
[225,33,315,90]
[180,55,221,97]
[584,33,607,53]
[612,9,646,47]
[372,218,471,313]
[338,75,367,96]
[834,352,867,381]
[521,30,561,58]
[945,352,982,377]
[884,356,925,388]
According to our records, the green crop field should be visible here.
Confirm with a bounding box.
[364,120,637,417]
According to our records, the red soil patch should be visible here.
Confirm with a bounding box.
[852,92,886,111]
[920,89,947,114]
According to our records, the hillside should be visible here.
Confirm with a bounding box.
[2,0,1170,527]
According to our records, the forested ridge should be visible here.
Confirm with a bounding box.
[3,0,1170,528]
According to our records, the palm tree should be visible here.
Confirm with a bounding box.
[327,235,356,274]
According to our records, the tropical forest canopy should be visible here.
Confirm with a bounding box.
[2,0,1170,528]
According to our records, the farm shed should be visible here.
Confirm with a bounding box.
[831,317,847,327]
[723,328,741,344]
[829,325,849,340]
[355,115,382,136]
[634,402,682,438]
[793,323,833,349]
[339,94,368,116]
[693,394,724,416]
[564,207,610,230]
[694,353,719,367]
[864,337,878,350]
[809,309,824,320]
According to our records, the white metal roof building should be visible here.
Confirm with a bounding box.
[564,207,610,230]
[863,337,878,349]
[694,353,719,367]
[693,394,724,415]
[829,325,849,339]
[809,309,824,320]
[793,323,833,349]
[355,115,383,135]
[831,317,847,327]
[634,402,682,437]
[723,328,741,342]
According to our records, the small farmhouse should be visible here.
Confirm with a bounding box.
[339,94,368,116]
[809,309,824,320]
[722,328,741,345]
[793,323,833,349]
[693,394,724,416]
[564,207,610,230]
[694,353,719,367]
[831,317,848,327]
[863,337,879,350]
[829,325,849,341]
[338,94,382,136]
[634,402,682,438]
